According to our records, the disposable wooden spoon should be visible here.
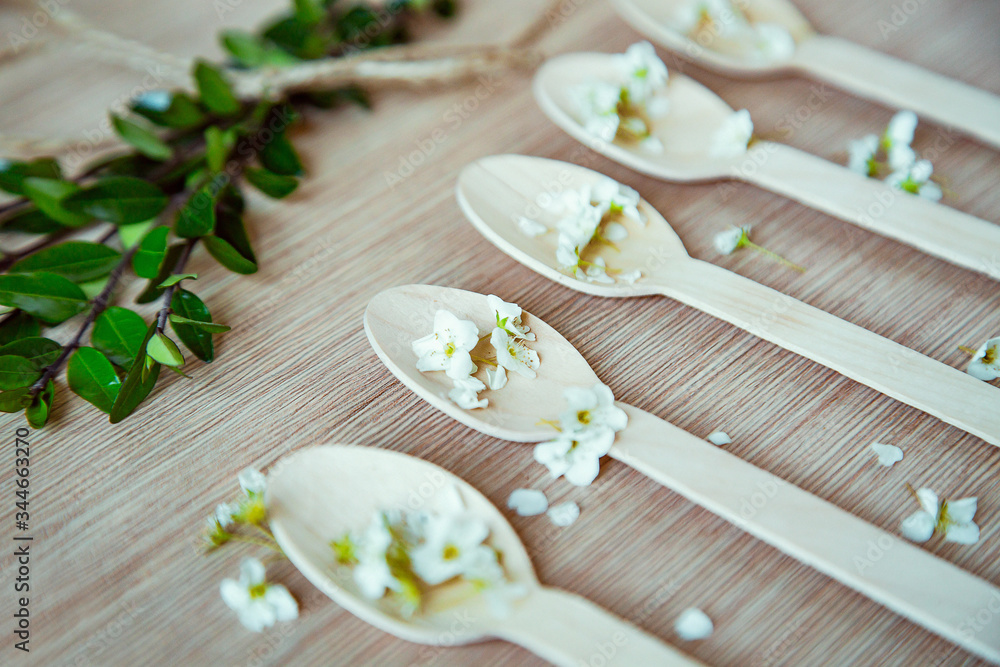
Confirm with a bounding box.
[608,0,1000,149]
[455,154,1000,447]
[533,52,1000,281]
[363,284,1000,662]
[266,444,700,667]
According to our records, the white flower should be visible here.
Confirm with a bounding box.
[968,337,1000,381]
[674,608,713,641]
[714,226,748,255]
[238,468,266,496]
[555,195,604,268]
[353,511,404,599]
[488,295,535,341]
[675,0,746,36]
[412,310,480,380]
[614,41,668,105]
[900,488,979,545]
[558,384,628,435]
[220,557,298,632]
[448,375,487,410]
[707,431,731,446]
[847,134,879,176]
[884,110,917,150]
[410,512,493,585]
[710,109,753,158]
[603,222,628,242]
[215,502,239,528]
[534,429,614,487]
[547,501,580,527]
[870,442,903,467]
[751,23,795,61]
[516,216,547,237]
[491,328,540,379]
[887,143,916,171]
[886,159,941,201]
[570,81,621,142]
[580,256,616,285]
[507,489,548,516]
[618,269,642,284]
[590,177,642,222]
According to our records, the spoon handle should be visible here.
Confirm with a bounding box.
[791,35,1000,149]
[496,585,703,667]
[609,404,1000,663]
[744,142,1000,281]
[654,259,999,446]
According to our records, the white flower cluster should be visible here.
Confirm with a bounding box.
[672,0,796,63]
[710,108,754,158]
[900,487,979,545]
[412,296,540,409]
[847,110,942,201]
[207,468,268,545]
[967,337,999,381]
[570,42,669,154]
[519,176,644,285]
[332,501,519,617]
[534,383,629,486]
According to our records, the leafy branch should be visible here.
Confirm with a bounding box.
[0,0,558,427]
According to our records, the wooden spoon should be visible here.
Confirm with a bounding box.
[266,444,700,666]
[608,0,1000,149]
[533,52,1000,282]
[363,284,1000,662]
[455,154,1000,447]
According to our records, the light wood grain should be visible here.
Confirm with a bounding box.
[0,0,998,665]
[532,53,1000,279]
[268,444,702,666]
[609,0,1000,148]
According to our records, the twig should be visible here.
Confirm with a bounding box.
[155,239,197,333]
[29,242,140,397]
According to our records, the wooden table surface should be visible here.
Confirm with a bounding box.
[0,0,998,665]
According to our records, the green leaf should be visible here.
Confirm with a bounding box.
[25,380,53,428]
[220,30,298,68]
[21,178,91,227]
[0,272,88,324]
[92,306,147,367]
[0,158,61,196]
[110,322,161,423]
[67,347,121,414]
[168,314,230,333]
[0,387,31,413]
[0,355,41,390]
[264,16,327,59]
[10,241,121,283]
[132,91,206,129]
[78,277,108,300]
[112,115,173,160]
[194,61,241,116]
[135,244,184,304]
[205,126,237,174]
[62,176,168,225]
[0,207,63,235]
[0,337,62,369]
[169,289,214,362]
[118,219,156,250]
[244,167,298,199]
[146,332,184,367]
[175,184,217,238]
[158,273,197,288]
[202,211,257,274]
[259,131,303,176]
[132,226,170,279]
[294,0,325,25]
[0,312,39,345]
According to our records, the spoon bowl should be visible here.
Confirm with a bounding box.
[268,444,700,665]
[267,444,535,645]
[534,52,737,181]
[608,0,814,76]
[365,283,600,442]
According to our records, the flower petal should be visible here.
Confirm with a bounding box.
[674,608,713,641]
[507,489,548,516]
[945,497,978,525]
[239,557,267,586]
[265,585,300,622]
[943,521,980,545]
[547,501,580,527]
[900,511,935,543]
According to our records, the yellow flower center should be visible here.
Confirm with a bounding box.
[984,346,998,365]
[577,410,591,425]
[249,583,267,599]
[442,544,460,561]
